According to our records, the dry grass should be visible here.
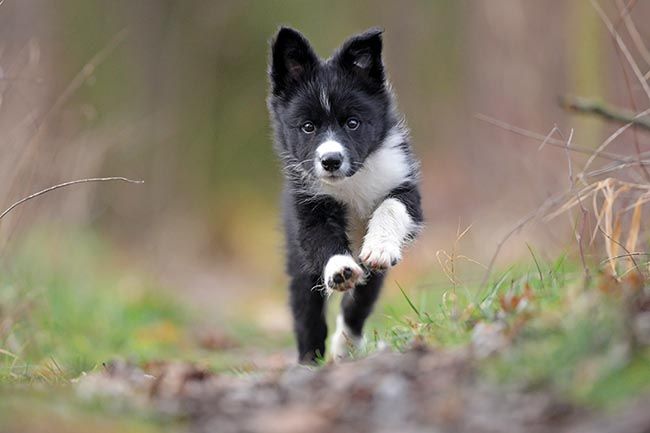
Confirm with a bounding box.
[476,1,650,287]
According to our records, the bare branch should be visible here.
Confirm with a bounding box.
[600,252,650,264]
[562,96,650,182]
[3,29,130,207]
[0,177,144,221]
[560,128,591,286]
[598,226,642,275]
[584,159,650,179]
[609,1,650,184]
[474,113,628,162]
[591,0,650,103]
[614,0,650,68]
[561,95,650,132]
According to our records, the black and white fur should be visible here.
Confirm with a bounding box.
[268,27,423,363]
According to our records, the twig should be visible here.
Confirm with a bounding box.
[584,159,650,179]
[598,226,642,276]
[614,0,650,69]
[0,177,144,221]
[561,128,591,286]
[577,107,650,181]
[475,113,628,162]
[3,29,130,217]
[609,1,650,183]
[591,0,650,103]
[601,252,650,264]
[561,95,650,132]
[562,128,576,186]
[476,110,650,183]
[561,93,650,183]
[538,125,559,151]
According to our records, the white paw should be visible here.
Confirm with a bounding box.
[359,239,402,270]
[359,198,413,270]
[330,315,364,361]
[324,254,365,293]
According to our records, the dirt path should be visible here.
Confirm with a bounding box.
[75,346,650,433]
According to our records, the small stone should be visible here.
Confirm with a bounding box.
[471,321,508,358]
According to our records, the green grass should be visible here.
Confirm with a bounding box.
[0,227,273,385]
[365,255,571,350]
[0,228,191,382]
[1,226,649,432]
[367,254,650,408]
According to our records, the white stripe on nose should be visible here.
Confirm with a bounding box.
[316,140,344,158]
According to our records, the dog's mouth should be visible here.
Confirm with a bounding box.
[315,164,362,184]
[318,172,347,184]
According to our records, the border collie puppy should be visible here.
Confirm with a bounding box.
[268,27,423,363]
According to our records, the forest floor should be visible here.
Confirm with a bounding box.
[1,230,650,433]
[67,344,650,433]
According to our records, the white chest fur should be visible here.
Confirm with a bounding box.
[317,128,413,219]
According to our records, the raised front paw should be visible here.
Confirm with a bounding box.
[324,254,365,293]
[359,240,401,271]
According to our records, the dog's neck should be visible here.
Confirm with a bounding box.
[315,127,414,218]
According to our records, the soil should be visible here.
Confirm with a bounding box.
[74,345,650,433]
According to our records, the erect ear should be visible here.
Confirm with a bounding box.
[270,27,318,96]
[334,28,385,90]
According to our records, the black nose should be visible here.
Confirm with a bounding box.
[320,152,343,172]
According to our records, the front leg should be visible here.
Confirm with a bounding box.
[293,194,364,293]
[290,274,328,363]
[360,183,423,270]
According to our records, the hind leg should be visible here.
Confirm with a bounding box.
[289,273,328,364]
[331,271,384,361]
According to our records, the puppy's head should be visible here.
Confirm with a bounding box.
[268,27,393,184]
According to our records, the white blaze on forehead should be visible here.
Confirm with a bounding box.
[320,88,330,113]
[316,140,344,158]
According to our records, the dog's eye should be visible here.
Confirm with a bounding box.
[301,121,316,134]
[346,118,360,130]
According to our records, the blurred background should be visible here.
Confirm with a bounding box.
[1,0,650,332]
